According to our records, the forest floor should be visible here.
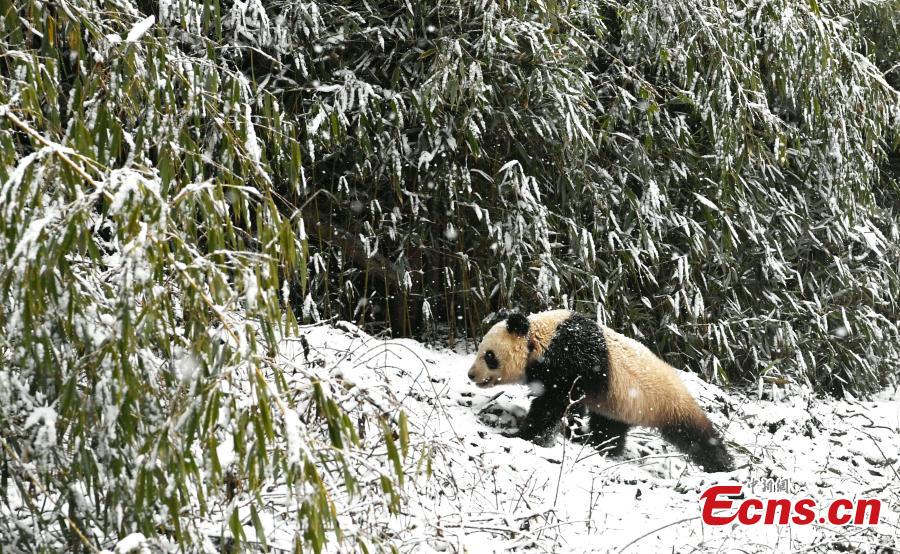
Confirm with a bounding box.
[88,321,899,553]
[236,320,898,553]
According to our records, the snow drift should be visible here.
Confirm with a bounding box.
[212,321,900,553]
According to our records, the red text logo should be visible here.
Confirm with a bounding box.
[700,485,881,526]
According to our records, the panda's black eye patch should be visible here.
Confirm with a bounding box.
[484,350,499,369]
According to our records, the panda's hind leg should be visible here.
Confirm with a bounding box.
[587,413,630,456]
[659,419,734,472]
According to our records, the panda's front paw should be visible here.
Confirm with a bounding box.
[504,427,556,447]
[478,403,526,432]
[531,432,557,447]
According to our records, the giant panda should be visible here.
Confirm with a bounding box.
[467,309,734,472]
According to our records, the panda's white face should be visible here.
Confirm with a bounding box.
[467,319,529,387]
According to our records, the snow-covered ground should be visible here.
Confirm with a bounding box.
[95,320,897,553]
[7,320,896,554]
[214,321,895,553]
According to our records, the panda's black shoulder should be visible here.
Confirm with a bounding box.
[556,312,601,339]
[545,313,607,364]
[530,312,609,394]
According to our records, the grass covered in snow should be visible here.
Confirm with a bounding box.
[209,321,900,553]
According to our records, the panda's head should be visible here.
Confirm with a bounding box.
[467,313,531,387]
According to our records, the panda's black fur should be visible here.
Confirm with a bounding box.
[511,313,609,443]
[468,310,735,472]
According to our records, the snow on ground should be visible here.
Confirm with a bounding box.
[176,321,899,553]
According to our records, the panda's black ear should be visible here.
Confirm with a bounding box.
[485,310,509,328]
[506,313,530,336]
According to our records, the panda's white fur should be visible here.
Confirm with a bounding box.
[467,309,733,472]
[469,309,570,387]
[587,327,712,429]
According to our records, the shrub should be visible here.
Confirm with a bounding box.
[190,0,899,395]
[1,1,407,550]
